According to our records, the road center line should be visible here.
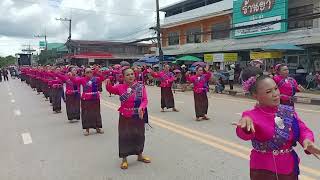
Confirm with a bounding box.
[101,100,320,178]
[21,133,33,145]
[8,92,13,96]
[11,99,16,103]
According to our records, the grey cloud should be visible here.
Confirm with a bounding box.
[0,0,177,42]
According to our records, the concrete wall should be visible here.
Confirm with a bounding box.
[289,0,320,28]
[162,14,231,47]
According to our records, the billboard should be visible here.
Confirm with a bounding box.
[233,0,288,38]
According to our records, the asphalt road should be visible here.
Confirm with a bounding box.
[0,79,319,180]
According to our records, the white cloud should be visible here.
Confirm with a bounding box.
[0,0,179,56]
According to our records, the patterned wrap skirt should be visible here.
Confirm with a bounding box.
[52,87,63,112]
[81,99,102,129]
[160,87,175,109]
[118,114,145,158]
[250,169,298,180]
[193,92,208,118]
[66,93,81,120]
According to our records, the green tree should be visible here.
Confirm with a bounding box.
[38,50,59,65]
[0,55,16,68]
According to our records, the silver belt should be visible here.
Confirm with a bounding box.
[123,108,139,111]
[254,148,293,156]
[84,92,99,95]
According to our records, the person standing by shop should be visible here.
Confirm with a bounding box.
[151,64,179,112]
[106,67,151,170]
[79,68,104,136]
[186,65,212,121]
[274,64,304,107]
[228,64,235,90]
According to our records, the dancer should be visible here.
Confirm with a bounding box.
[274,64,304,107]
[106,67,150,170]
[51,68,64,113]
[151,64,178,112]
[61,67,81,121]
[79,68,104,136]
[186,65,211,121]
[234,68,319,180]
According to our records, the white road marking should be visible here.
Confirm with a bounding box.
[8,92,13,96]
[236,113,242,116]
[14,109,21,116]
[11,99,15,103]
[21,133,32,145]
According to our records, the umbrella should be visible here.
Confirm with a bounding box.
[173,69,181,73]
[120,61,130,66]
[213,72,228,80]
[189,66,196,72]
[139,56,159,64]
[100,67,108,71]
[192,62,206,67]
[145,56,159,64]
[177,55,202,62]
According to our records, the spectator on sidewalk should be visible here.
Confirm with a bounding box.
[316,71,320,90]
[228,64,235,90]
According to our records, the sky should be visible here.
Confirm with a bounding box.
[0,0,180,56]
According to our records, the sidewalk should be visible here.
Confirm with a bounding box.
[211,84,320,105]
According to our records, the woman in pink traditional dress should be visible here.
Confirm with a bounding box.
[151,64,179,112]
[186,65,212,121]
[106,67,151,170]
[273,64,305,107]
[79,68,104,136]
[50,68,64,113]
[234,67,320,180]
[59,68,81,121]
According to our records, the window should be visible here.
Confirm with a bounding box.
[211,21,230,40]
[288,4,314,30]
[168,32,180,46]
[186,27,202,43]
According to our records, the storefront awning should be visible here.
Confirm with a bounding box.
[263,43,304,51]
[64,52,113,59]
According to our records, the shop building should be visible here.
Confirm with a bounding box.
[160,0,320,73]
[65,40,154,66]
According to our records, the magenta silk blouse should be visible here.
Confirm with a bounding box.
[273,75,300,102]
[106,82,148,118]
[186,72,212,94]
[236,105,314,174]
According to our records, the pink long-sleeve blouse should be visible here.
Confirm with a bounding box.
[152,71,175,88]
[273,75,299,102]
[236,105,314,175]
[79,76,103,100]
[106,82,148,118]
[186,72,212,94]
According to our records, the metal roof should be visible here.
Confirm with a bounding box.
[162,29,320,55]
[161,0,233,28]
[160,0,197,11]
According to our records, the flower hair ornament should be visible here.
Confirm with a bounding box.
[242,74,261,93]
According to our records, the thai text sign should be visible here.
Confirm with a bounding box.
[204,53,238,62]
[250,51,283,59]
[233,0,288,38]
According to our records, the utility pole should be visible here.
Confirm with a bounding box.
[56,17,72,40]
[34,34,48,50]
[156,0,164,62]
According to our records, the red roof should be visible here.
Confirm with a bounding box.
[64,52,113,59]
